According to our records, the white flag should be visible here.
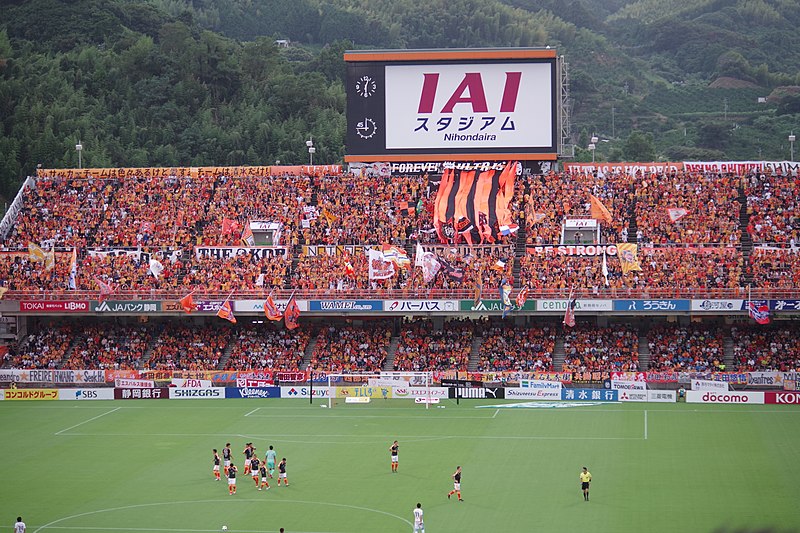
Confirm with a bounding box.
[414,242,425,268]
[667,207,688,222]
[149,258,164,279]
[602,252,609,287]
[368,249,395,280]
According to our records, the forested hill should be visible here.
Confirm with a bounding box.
[1,0,799,197]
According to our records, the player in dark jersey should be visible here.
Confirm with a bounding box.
[390,440,399,473]
[250,455,261,487]
[243,443,255,475]
[222,443,232,476]
[277,458,288,486]
[447,466,463,501]
[213,449,221,480]
[227,463,238,495]
[259,462,270,491]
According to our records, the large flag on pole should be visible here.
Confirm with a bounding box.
[563,289,577,328]
[589,195,613,224]
[216,296,237,324]
[28,242,46,263]
[95,277,116,301]
[516,286,529,308]
[149,258,164,279]
[617,243,643,275]
[500,279,513,319]
[284,292,301,330]
[667,207,688,223]
[180,291,197,313]
[264,291,283,321]
[241,222,255,246]
[747,301,770,325]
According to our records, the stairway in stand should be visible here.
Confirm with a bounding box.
[738,183,754,287]
[382,335,401,372]
[300,333,319,369]
[638,333,650,371]
[467,335,483,372]
[512,225,527,288]
[552,335,566,371]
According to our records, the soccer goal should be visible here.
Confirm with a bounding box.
[326,371,435,409]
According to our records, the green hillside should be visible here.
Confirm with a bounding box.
[1,0,799,195]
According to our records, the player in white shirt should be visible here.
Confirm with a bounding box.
[413,503,424,533]
[15,517,26,533]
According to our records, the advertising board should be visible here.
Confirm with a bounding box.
[345,48,558,162]
[114,388,169,400]
[686,391,764,404]
[280,386,331,398]
[336,386,393,399]
[561,389,618,402]
[647,391,676,403]
[520,380,562,390]
[537,299,613,312]
[225,387,281,399]
[613,300,691,312]
[309,300,382,312]
[61,389,115,401]
[3,389,59,400]
[764,392,800,404]
[234,300,308,313]
[383,300,458,312]
[115,379,155,388]
[505,388,561,400]
[392,387,449,398]
[169,387,225,399]
[690,299,745,312]
[171,378,213,388]
[6,369,106,384]
[611,380,646,391]
[691,380,729,392]
[91,300,161,313]
[19,301,90,313]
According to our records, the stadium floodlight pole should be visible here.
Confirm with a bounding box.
[589,135,598,163]
[75,141,83,169]
[306,137,315,166]
[790,132,796,161]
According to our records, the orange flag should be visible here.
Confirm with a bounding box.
[589,195,613,224]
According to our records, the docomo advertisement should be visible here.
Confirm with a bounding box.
[691,379,729,392]
[686,391,764,404]
[385,62,554,150]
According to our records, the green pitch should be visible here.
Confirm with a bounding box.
[1,399,799,533]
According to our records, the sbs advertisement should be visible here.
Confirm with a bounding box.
[61,389,115,401]
[505,388,561,400]
[686,391,764,404]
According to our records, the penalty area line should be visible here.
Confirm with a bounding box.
[55,407,121,435]
[244,407,261,417]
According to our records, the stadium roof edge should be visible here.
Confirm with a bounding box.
[344,48,558,61]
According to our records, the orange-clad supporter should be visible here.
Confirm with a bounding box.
[519,247,741,293]
[748,248,800,288]
[226,326,311,371]
[523,171,635,245]
[310,321,392,373]
[477,324,556,372]
[2,325,74,369]
[65,325,153,370]
[562,325,639,373]
[647,325,725,372]
[634,172,740,245]
[400,250,514,292]
[732,326,800,372]
[0,253,72,291]
[745,173,800,245]
[3,177,114,249]
[393,318,473,372]
[145,324,232,371]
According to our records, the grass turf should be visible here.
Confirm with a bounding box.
[1,398,799,533]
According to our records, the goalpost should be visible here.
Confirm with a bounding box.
[326,371,434,409]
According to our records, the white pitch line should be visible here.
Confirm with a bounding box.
[58,432,639,441]
[644,410,648,440]
[244,407,260,417]
[492,409,499,418]
[55,407,121,435]
[34,528,339,533]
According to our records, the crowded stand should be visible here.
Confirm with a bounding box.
[634,172,740,245]
[226,326,311,371]
[562,325,639,372]
[309,321,392,372]
[393,318,473,372]
[145,323,232,371]
[646,325,726,372]
[65,324,153,370]
[744,172,800,245]
[731,325,800,372]
[747,248,800,288]
[2,324,74,369]
[477,323,555,371]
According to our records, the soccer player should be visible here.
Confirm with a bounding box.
[259,461,270,491]
[212,449,221,480]
[242,443,255,475]
[227,463,238,495]
[222,443,232,476]
[277,458,288,486]
[15,517,26,533]
[389,440,399,473]
[580,467,592,501]
[250,454,261,487]
[447,466,463,501]
[266,445,277,478]
[413,503,425,533]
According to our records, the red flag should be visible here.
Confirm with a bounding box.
[95,278,116,301]
[284,293,301,330]
[221,218,240,236]
[216,299,237,324]
[344,260,355,278]
[563,289,576,328]
[241,222,255,246]
[748,301,770,325]
[180,291,197,313]
[264,293,283,321]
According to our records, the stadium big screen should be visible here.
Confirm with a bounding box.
[344,48,560,162]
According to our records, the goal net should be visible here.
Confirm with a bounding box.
[326,371,434,409]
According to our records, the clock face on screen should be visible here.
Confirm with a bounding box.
[355,118,378,139]
[355,75,377,98]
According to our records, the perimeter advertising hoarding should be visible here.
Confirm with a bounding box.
[345,49,558,162]
[686,391,764,404]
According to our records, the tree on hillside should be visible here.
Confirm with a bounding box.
[622,131,655,161]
